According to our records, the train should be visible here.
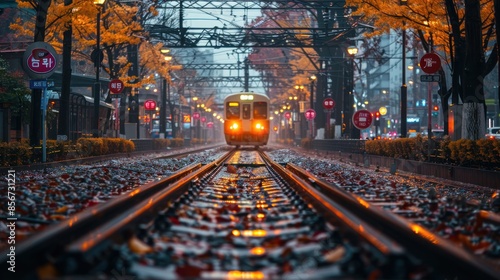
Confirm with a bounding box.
[223,92,270,147]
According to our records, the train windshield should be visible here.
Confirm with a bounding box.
[242,104,251,119]
[226,102,240,119]
[253,102,268,119]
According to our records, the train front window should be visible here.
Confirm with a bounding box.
[226,102,240,119]
[253,102,268,119]
[242,104,251,119]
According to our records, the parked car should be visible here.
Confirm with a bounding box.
[431,129,445,138]
[408,131,418,138]
[486,127,500,139]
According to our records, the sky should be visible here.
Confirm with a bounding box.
[182,5,264,95]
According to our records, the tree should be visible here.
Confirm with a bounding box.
[0,58,31,140]
[346,0,497,140]
[11,0,180,136]
[246,9,318,109]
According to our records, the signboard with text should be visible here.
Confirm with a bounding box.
[323,98,335,110]
[352,109,373,130]
[420,75,441,82]
[109,79,125,94]
[304,109,316,120]
[419,53,441,74]
[284,111,291,120]
[144,99,156,111]
[23,42,58,79]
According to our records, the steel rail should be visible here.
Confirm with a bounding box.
[0,150,233,279]
[285,162,500,280]
[61,152,231,274]
[258,151,417,277]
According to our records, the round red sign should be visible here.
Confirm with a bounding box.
[323,98,335,110]
[109,79,124,94]
[193,112,201,119]
[27,49,57,74]
[284,111,291,120]
[23,42,58,79]
[304,109,316,120]
[419,53,441,74]
[352,109,373,130]
[144,99,157,110]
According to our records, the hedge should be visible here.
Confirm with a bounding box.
[365,136,500,168]
[0,138,135,167]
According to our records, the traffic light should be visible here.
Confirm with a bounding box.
[374,112,380,126]
[432,105,439,117]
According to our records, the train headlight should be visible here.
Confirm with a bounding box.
[230,123,239,130]
[255,123,265,130]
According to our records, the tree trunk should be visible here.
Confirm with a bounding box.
[462,0,486,140]
[30,0,51,146]
[58,0,72,141]
[495,0,500,113]
[462,103,485,140]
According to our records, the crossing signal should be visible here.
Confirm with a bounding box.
[374,112,380,126]
[433,105,439,111]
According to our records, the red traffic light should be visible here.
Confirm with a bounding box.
[433,105,439,111]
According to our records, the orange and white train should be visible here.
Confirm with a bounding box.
[223,92,270,147]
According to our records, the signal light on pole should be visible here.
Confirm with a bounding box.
[433,105,439,111]
[374,112,381,127]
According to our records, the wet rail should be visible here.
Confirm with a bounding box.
[1,148,499,279]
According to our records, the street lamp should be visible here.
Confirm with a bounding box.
[92,0,106,137]
[160,53,172,139]
[400,0,408,138]
[347,45,358,138]
[309,75,317,110]
[309,74,317,139]
[192,96,201,139]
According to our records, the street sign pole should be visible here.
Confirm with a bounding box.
[41,82,48,163]
[326,110,330,139]
[419,50,440,158]
[23,42,57,147]
[304,109,316,139]
[29,78,50,162]
[322,98,335,139]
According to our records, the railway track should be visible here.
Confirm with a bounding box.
[1,148,499,279]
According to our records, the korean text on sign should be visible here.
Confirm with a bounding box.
[30,57,55,74]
